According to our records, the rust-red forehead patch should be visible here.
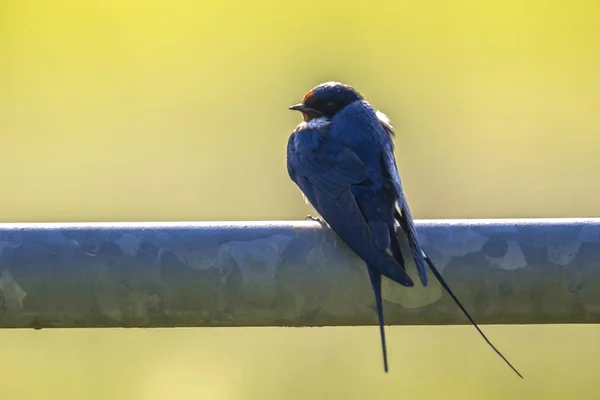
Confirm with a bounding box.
[302,90,315,103]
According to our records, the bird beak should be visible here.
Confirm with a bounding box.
[289,103,323,116]
[289,103,307,112]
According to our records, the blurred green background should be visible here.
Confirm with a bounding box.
[1,0,599,399]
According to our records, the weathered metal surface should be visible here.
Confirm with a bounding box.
[0,219,599,328]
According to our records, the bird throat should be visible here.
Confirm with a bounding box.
[302,111,322,122]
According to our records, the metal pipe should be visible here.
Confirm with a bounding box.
[0,218,599,329]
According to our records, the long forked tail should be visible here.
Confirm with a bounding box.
[367,266,389,373]
[424,255,524,379]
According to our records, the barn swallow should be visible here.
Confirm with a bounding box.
[286,81,522,377]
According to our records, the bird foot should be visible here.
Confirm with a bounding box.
[304,214,320,222]
[305,215,328,228]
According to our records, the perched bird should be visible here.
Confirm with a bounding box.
[286,81,522,377]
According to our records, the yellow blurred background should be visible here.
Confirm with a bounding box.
[1,0,600,399]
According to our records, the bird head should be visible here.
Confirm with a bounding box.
[289,81,363,121]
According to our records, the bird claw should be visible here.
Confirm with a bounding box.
[305,215,328,228]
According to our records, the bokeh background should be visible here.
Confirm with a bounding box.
[1,0,599,399]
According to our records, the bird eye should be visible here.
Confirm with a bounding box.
[325,101,336,109]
